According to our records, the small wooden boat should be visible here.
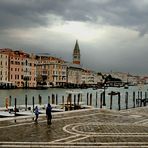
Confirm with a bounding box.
[108,91,119,95]
[124,84,129,89]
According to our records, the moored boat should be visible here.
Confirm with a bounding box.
[0,111,15,117]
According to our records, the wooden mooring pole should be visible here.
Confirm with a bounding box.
[125,92,128,109]
[69,94,72,110]
[90,93,92,106]
[144,92,147,106]
[62,96,64,105]
[118,92,121,111]
[133,92,135,108]
[25,95,27,111]
[110,94,113,110]
[74,95,76,109]
[48,96,50,104]
[32,96,35,112]
[100,93,102,109]
[52,94,55,104]
[95,92,98,107]
[87,93,89,105]
[14,98,17,116]
[102,91,106,107]
[137,91,140,107]
[9,96,11,107]
[78,94,80,106]
[38,94,42,105]
[56,94,58,105]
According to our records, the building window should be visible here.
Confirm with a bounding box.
[25,60,28,66]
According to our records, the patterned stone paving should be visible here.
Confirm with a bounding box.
[0,107,148,147]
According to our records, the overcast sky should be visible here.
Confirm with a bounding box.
[1,0,148,75]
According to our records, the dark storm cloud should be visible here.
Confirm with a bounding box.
[1,0,148,75]
[0,0,148,35]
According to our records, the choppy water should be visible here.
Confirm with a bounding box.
[0,85,148,110]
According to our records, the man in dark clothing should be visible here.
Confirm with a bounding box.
[46,103,52,125]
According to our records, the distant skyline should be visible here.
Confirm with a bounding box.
[0,0,148,75]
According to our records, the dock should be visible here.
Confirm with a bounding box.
[0,107,148,147]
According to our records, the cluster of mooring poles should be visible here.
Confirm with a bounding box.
[5,91,148,116]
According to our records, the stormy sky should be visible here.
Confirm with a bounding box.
[0,0,148,75]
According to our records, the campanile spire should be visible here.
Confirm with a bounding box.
[73,40,80,65]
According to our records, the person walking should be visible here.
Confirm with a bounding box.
[34,106,39,123]
[46,103,52,125]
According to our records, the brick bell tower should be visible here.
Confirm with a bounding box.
[73,40,80,65]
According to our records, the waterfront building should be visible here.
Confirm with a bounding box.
[73,40,80,65]
[9,50,36,88]
[35,55,49,86]
[81,69,93,85]
[109,71,140,85]
[81,69,103,86]
[23,53,36,88]
[49,57,67,87]
[36,55,67,87]
[0,51,9,82]
[0,49,36,88]
[66,63,82,87]
[141,76,148,84]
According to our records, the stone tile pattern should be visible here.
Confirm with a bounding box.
[0,107,148,147]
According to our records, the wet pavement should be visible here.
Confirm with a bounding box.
[0,107,148,147]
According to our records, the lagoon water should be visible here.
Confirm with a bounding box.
[0,85,148,110]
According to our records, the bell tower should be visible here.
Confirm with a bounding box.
[73,40,80,65]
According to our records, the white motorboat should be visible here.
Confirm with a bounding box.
[65,90,83,94]
[14,110,34,116]
[16,104,64,115]
[0,111,15,117]
[0,106,14,112]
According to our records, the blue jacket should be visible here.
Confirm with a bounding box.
[35,108,39,115]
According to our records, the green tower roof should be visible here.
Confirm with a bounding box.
[73,40,80,53]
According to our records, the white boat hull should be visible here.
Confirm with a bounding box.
[0,111,15,117]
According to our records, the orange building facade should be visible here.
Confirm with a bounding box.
[0,49,36,88]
